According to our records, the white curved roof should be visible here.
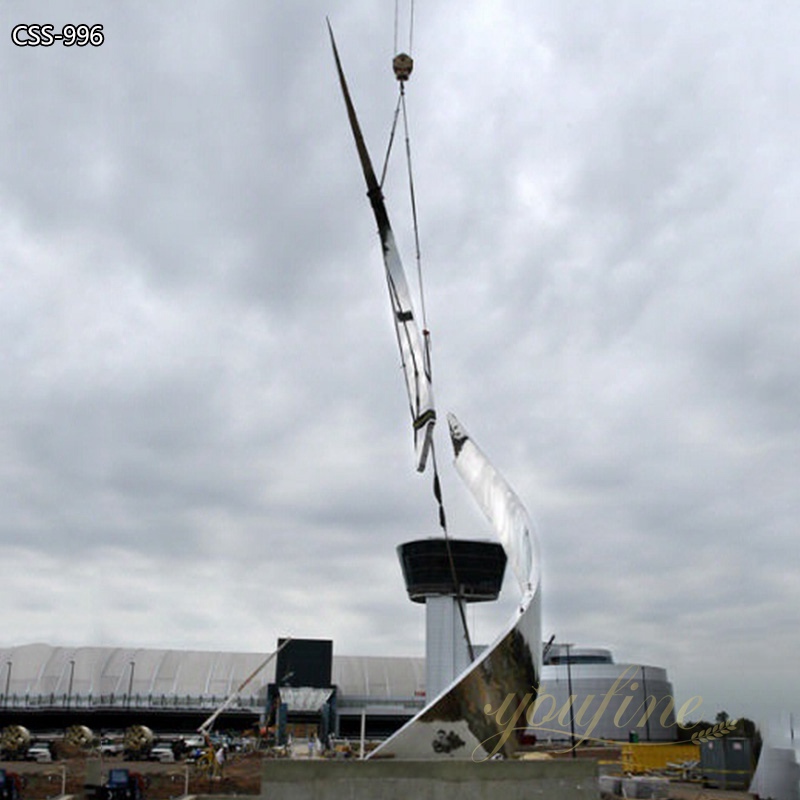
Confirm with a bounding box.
[0,643,425,707]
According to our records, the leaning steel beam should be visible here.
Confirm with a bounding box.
[328,22,436,473]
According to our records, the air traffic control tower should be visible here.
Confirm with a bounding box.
[397,539,507,700]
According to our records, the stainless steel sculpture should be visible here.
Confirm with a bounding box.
[329,24,541,760]
[329,23,435,474]
[369,416,541,760]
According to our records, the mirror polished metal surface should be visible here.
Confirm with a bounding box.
[329,25,541,760]
[370,416,541,760]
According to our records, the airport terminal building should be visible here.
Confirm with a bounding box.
[0,641,676,744]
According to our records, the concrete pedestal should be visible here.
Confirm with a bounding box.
[256,758,599,800]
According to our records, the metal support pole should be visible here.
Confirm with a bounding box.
[67,660,75,710]
[4,661,11,708]
[566,644,576,758]
[127,661,135,710]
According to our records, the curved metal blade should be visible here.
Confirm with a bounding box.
[447,414,539,594]
[369,414,541,760]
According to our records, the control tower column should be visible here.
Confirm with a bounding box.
[425,595,471,699]
[397,538,507,701]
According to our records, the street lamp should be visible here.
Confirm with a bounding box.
[127,661,135,710]
[66,660,75,710]
[565,643,576,758]
[4,661,12,709]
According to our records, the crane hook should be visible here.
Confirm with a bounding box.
[393,52,413,81]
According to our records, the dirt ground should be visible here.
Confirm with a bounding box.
[2,752,263,799]
[4,753,757,800]
[656,785,753,800]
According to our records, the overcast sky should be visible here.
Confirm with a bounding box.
[1,1,798,727]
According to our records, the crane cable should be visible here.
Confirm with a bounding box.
[393,0,415,59]
[383,0,426,333]
[384,1,475,664]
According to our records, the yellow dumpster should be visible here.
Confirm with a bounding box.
[620,742,700,774]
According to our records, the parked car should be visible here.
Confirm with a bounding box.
[99,739,124,757]
[26,744,52,763]
[148,743,175,763]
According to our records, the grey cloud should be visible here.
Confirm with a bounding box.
[0,1,797,724]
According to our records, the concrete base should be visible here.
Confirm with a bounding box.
[257,758,599,800]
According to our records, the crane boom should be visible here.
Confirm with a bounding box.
[197,638,292,736]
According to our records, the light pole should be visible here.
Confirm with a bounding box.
[66,660,75,710]
[565,643,576,758]
[4,661,11,709]
[127,661,135,710]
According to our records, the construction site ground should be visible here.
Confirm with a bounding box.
[3,752,263,799]
[3,752,755,800]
